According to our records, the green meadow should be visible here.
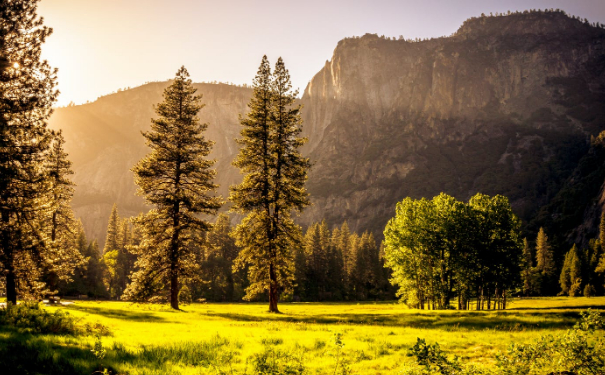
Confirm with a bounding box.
[1,297,604,374]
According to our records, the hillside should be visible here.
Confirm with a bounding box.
[48,82,252,244]
[50,11,605,254]
[299,11,605,251]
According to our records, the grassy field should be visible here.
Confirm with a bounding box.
[1,297,604,374]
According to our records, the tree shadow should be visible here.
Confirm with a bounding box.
[0,328,101,375]
[201,309,586,330]
[67,305,169,322]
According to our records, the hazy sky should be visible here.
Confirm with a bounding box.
[38,0,605,107]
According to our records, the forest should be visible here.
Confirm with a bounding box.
[1,1,605,374]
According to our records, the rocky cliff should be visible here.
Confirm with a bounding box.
[299,11,605,248]
[50,11,605,253]
[48,82,252,245]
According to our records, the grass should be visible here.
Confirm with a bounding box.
[0,297,604,374]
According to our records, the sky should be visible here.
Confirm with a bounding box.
[38,0,605,107]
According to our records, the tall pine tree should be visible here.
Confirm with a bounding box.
[231,56,309,312]
[124,67,222,310]
[45,130,84,294]
[0,0,67,303]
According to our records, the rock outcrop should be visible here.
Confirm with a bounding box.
[50,11,605,251]
[299,11,605,245]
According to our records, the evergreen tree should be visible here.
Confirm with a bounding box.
[124,67,222,310]
[231,56,309,312]
[0,0,67,303]
[45,130,84,294]
[103,204,119,254]
[568,244,583,296]
[198,214,241,301]
[535,227,554,276]
[521,238,535,295]
[600,212,605,253]
[559,249,572,295]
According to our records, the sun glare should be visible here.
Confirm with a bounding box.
[12,62,19,68]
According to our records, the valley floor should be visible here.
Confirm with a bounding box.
[1,297,604,374]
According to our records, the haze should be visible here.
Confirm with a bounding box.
[39,0,605,107]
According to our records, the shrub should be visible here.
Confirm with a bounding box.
[496,309,605,375]
[584,284,596,297]
[252,344,307,374]
[407,338,462,375]
[178,285,192,305]
[0,302,110,336]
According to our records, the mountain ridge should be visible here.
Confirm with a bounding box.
[49,11,605,254]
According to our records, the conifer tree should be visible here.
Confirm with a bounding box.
[45,130,84,293]
[198,214,240,301]
[231,56,309,312]
[124,67,222,310]
[599,211,605,253]
[0,0,65,303]
[522,238,534,295]
[103,204,119,254]
[535,228,554,276]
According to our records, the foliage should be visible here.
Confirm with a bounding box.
[0,0,81,304]
[252,344,307,374]
[178,284,192,305]
[0,302,109,336]
[407,338,462,375]
[496,309,605,375]
[124,67,222,309]
[384,193,521,310]
[230,56,309,312]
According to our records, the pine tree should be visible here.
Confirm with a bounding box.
[599,211,605,254]
[45,130,84,293]
[559,249,572,295]
[198,214,240,301]
[522,238,534,295]
[535,228,554,276]
[124,67,222,309]
[103,204,119,254]
[0,0,63,303]
[231,56,309,312]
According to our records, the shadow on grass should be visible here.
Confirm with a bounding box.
[507,304,605,311]
[202,310,587,331]
[0,326,233,374]
[0,328,101,375]
[67,305,169,323]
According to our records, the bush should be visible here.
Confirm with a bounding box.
[178,284,192,305]
[584,284,596,297]
[252,344,307,374]
[407,338,462,375]
[0,302,110,336]
[496,309,605,375]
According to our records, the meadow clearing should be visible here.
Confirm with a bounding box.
[1,297,604,374]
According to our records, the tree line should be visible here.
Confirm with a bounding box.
[58,206,396,303]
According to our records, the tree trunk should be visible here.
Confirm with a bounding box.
[6,266,16,305]
[269,263,279,313]
[1,211,16,304]
[170,268,179,310]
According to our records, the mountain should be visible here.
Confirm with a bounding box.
[48,82,252,245]
[299,10,605,251]
[49,10,605,255]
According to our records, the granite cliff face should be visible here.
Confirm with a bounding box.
[50,11,605,250]
[299,11,605,245]
[48,83,252,245]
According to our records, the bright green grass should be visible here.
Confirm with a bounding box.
[2,297,604,374]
